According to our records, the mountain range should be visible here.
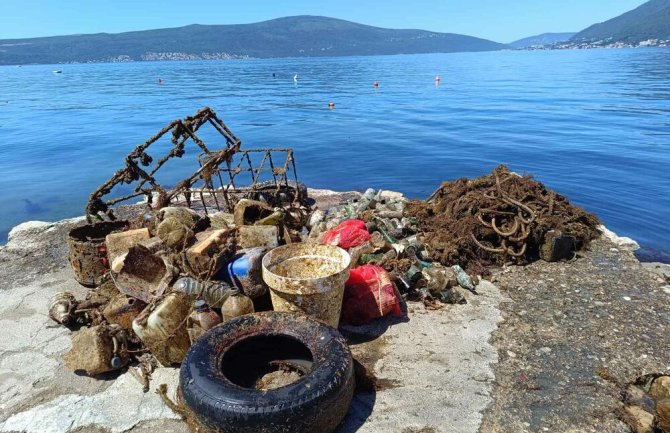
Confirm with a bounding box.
[1,1,668,65]
[572,0,670,43]
[0,16,506,65]
[509,33,576,48]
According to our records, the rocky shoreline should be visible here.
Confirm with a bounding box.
[0,189,668,433]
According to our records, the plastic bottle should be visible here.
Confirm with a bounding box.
[132,292,191,366]
[174,277,233,308]
[221,289,255,322]
[451,265,476,292]
[225,247,268,299]
[187,300,222,343]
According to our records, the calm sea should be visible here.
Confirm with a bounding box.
[0,49,668,261]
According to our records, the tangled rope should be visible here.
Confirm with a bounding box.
[408,165,600,272]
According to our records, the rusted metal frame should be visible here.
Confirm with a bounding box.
[267,152,279,185]
[133,117,214,194]
[202,157,223,213]
[251,151,269,185]
[198,188,209,215]
[164,148,238,203]
[86,107,247,220]
[206,117,238,148]
[145,137,187,178]
[182,123,211,154]
[106,190,151,206]
[243,152,257,189]
[216,170,232,212]
[205,110,241,145]
[290,149,299,190]
[132,119,182,155]
[125,157,160,191]
[281,150,291,188]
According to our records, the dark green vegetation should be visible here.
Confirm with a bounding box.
[572,0,670,42]
[509,32,577,48]
[0,16,508,65]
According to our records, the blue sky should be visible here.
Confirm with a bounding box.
[0,0,646,42]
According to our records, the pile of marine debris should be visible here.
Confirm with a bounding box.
[407,164,600,275]
[46,107,603,432]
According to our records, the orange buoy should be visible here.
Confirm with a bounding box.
[373,80,379,88]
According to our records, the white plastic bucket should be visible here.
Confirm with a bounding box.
[262,243,350,328]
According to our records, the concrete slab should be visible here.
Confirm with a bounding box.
[0,205,505,433]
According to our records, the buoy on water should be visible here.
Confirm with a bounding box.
[373,80,379,88]
[293,74,299,83]
[328,101,335,110]
[158,78,163,85]
[435,75,441,87]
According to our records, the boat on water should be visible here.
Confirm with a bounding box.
[52,70,62,74]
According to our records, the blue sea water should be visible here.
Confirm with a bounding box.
[0,49,669,261]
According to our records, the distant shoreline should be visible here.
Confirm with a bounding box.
[2,45,669,67]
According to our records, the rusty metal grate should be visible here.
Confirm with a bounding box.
[86,107,303,222]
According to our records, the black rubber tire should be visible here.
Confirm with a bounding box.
[179,312,355,433]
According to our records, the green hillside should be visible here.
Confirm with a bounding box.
[0,16,508,65]
[510,33,576,48]
[572,0,670,42]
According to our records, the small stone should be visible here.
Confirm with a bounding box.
[657,398,670,432]
[625,384,655,413]
[438,287,467,305]
[649,376,670,401]
[507,351,517,358]
[662,285,670,295]
[623,296,632,301]
[623,405,654,433]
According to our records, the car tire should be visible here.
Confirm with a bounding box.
[179,311,355,433]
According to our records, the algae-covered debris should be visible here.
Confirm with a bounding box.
[406,164,600,273]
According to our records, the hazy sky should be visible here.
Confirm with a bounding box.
[0,0,646,42]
